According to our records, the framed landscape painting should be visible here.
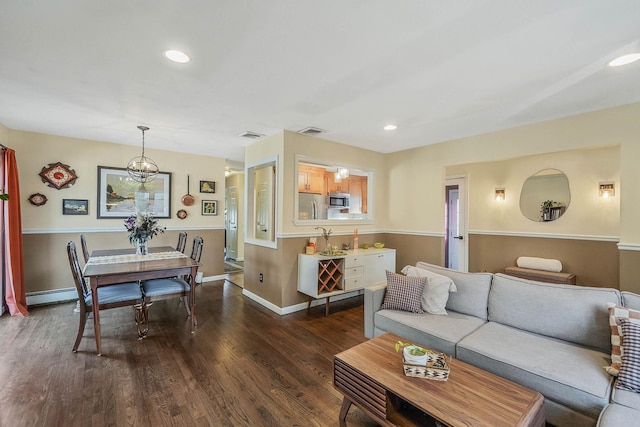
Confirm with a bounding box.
[97,166,172,218]
[63,199,88,215]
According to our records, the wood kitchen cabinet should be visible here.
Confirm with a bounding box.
[348,175,367,214]
[298,165,325,194]
[326,173,349,194]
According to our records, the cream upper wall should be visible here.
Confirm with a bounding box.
[387,103,640,240]
[447,146,620,238]
[9,129,226,231]
[281,130,387,236]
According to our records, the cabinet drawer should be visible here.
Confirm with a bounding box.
[344,277,364,291]
[345,256,364,268]
[344,266,364,279]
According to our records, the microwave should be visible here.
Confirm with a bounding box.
[328,193,350,208]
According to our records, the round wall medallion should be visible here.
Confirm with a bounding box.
[28,193,48,206]
[177,209,188,219]
[39,162,78,190]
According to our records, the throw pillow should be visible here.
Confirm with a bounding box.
[606,303,640,376]
[380,271,426,314]
[616,319,640,392]
[401,265,457,315]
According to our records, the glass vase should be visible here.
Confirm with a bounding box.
[136,240,148,255]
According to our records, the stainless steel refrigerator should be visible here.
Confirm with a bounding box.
[298,193,327,220]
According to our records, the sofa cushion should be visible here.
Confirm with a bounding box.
[415,262,492,320]
[617,319,640,392]
[622,291,640,311]
[457,322,613,420]
[597,404,640,427]
[489,273,620,353]
[611,380,640,410]
[374,309,486,356]
[606,303,640,376]
[401,265,457,315]
[380,271,425,314]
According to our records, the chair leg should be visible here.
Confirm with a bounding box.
[73,310,88,352]
[135,303,149,339]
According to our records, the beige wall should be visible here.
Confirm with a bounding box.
[8,129,227,294]
[447,146,620,237]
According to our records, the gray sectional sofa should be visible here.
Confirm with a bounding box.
[364,262,640,427]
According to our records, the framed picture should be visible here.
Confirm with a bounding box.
[97,166,172,218]
[199,180,215,193]
[202,200,218,216]
[63,199,88,215]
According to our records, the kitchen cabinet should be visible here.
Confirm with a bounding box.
[298,248,396,315]
[326,173,349,194]
[347,175,367,214]
[299,165,325,194]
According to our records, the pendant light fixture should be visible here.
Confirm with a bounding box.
[127,125,159,184]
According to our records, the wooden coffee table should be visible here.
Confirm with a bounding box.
[334,333,545,427]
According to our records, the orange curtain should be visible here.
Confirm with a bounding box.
[3,149,28,316]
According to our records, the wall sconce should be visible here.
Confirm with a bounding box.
[495,188,505,201]
[225,169,231,177]
[599,182,615,198]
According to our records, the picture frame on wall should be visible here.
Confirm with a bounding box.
[63,199,88,215]
[97,166,172,218]
[199,180,215,193]
[202,200,217,216]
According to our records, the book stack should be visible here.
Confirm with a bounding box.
[402,351,451,381]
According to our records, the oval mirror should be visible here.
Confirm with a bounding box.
[519,169,570,222]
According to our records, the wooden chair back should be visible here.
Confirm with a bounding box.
[176,231,188,253]
[67,241,90,301]
[80,234,90,263]
[190,236,204,263]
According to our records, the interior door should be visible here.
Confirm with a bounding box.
[445,177,468,271]
[226,185,238,260]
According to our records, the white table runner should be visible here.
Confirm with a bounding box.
[85,250,188,267]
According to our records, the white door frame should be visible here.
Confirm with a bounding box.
[445,175,468,272]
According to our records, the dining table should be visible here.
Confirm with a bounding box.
[82,245,200,355]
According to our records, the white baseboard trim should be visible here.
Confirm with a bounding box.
[242,288,363,316]
[27,287,77,306]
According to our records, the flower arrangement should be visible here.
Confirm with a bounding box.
[124,212,166,244]
[315,226,333,253]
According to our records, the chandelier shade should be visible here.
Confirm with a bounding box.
[127,125,159,184]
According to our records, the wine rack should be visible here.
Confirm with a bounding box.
[317,258,344,294]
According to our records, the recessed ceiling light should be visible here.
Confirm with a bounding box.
[608,53,640,67]
[164,49,190,63]
[383,124,397,131]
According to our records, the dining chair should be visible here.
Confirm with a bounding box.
[67,241,146,352]
[80,234,90,263]
[176,231,188,253]
[141,237,204,318]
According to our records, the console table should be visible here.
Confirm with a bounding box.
[297,248,395,315]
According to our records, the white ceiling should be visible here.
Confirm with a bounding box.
[1,1,639,166]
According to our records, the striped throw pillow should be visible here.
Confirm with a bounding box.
[380,271,426,314]
[617,319,640,392]
[606,303,640,376]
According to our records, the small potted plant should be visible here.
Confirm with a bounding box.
[395,340,429,365]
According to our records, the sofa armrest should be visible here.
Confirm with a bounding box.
[364,282,387,339]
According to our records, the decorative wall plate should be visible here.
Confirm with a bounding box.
[28,193,48,206]
[39,162,78,190]
[177,209,188,219]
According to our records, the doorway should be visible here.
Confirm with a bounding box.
[445,176,468,271]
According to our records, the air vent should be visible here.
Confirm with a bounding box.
[240,131,265,139]
[297,127,325,136]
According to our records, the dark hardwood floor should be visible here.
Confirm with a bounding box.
[0,279,380,426]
